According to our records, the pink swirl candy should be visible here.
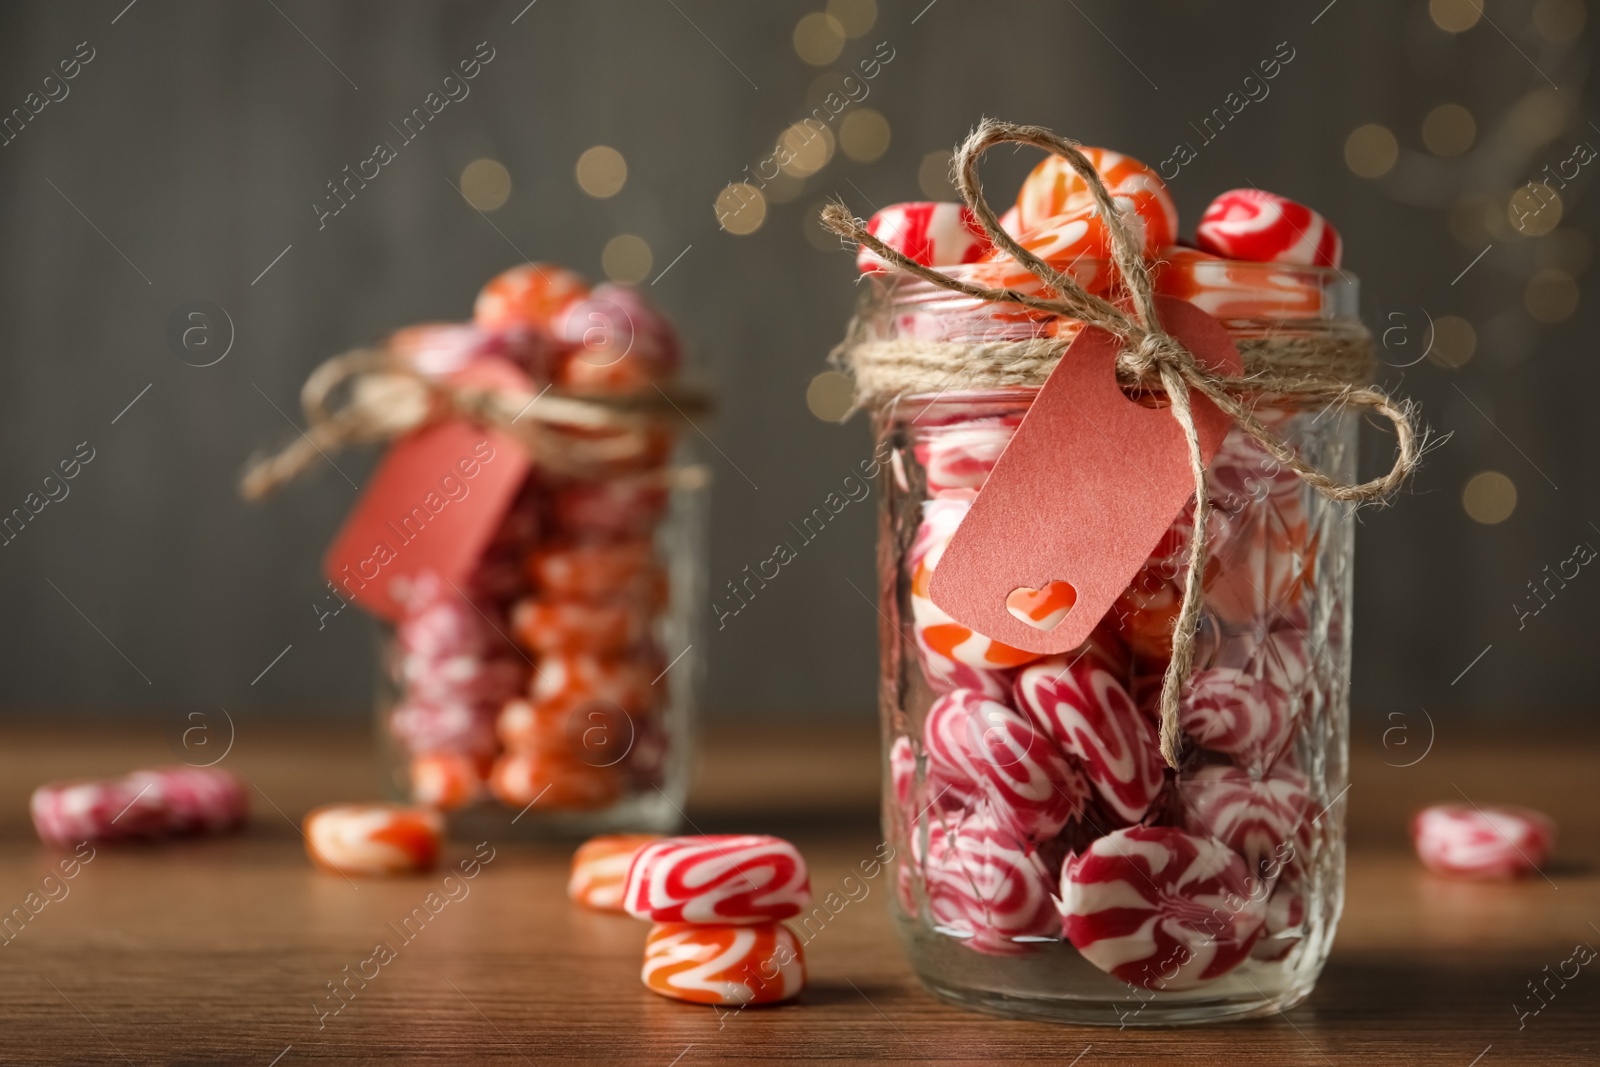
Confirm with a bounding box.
[921,812,1060,955]
[1061,825,1265,989]
[31,767,247,847]
[1179,762,1310,878]
[912,416,1020,498]
[1180,667,1295,764]
[1412,804,1555,880]
[623,835,811,924]
[1014,656,1165,825]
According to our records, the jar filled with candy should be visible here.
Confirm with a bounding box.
[830,130,1405,1025]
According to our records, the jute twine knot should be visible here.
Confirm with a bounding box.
[821,119,1421,769]
[240,348,713,501]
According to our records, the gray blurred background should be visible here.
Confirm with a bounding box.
[0,0,1593,730]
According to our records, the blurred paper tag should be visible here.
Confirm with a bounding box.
[929,296,1242,654]
[323,359,532,620]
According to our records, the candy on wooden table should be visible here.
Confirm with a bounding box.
[568,833,664,911]
[303,803,443,876]
[913,416,1021,497]
[551,475,669,539]
[641,921,806,1005]
[1060,825,1266,989]
[31,767,248,846]
[1411,804,1556,880]
[920,813,1061,955]
[855,202,991,275]
[408,751,486,811]
[1150,246,1324,321]
[390,701,499,757]
[488,748,621,810]
[1013,655,1165,825]
[473,262,590,329]
[623,835,811,924]
[527,540,665,601]
[1195,188,1343,268]
[1178,761,1311,878]
[511,597,646,656]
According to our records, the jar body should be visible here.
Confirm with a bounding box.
[868,272,1358,1025]
[376,442,707,839]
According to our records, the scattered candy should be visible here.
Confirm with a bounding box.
[1412,804,1555,880]
[1061,825,1265,989]
[303,803,442,876]
[856,202,991,275]
[31,767,248,847]
[569,833,663,911]
[1196,189,1342,269]
[624,835,811,924]
[641,921,806,1005]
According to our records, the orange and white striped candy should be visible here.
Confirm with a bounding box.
[641,922,806,1005]
[473,263,590,329]
[527,540,666,602]
[488,748,620,810]
[511,597,647,656]
[568,833,663,911]
[909,504,1042,670]
[1151,247,1323,321]
[303,804,443,876]
[408,751,486,811]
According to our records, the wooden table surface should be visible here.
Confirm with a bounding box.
[0,718,1595,1066]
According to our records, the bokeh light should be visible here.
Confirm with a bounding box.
[1462,471,1517,524]
[762,170,806,205]
[1524,268,1579,322]
[1427,315,1476,369]
[715,183,767,235]
[794,12,846,66]
[1422,104,1476,157]
[1533,0,1586,41]
[601,234,652,284]
[778,121,836,178]
[460,158,511,211]
[1508,183,1562,237]
[576,146,627,198]
[826,0,876,37]
[806,369,855,420]
[1539,229,1592,275]
[1506,89,1568,149]
[1429,0,1483,32]
[918,150,955,198]
[840,108,891,163]
[1344,124,1398,178]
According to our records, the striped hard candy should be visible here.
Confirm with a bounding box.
[624,835,811,924]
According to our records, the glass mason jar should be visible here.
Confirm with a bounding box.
[376,431,707,839]
[867,261,1361,1025]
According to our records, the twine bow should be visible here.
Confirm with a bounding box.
[821,120,1420,769]
[240,349,713,501]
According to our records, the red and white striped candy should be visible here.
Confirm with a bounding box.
[1180,666,1295,764]
[408,751,486,811]
[912,416,1020,497]
[569,833,663,911]
[922,813,1060,955]
[890,735,917,810]
[642,921,806,1005]
[31,767,247,846]
[1196,189,1342,268]
[624,835,811,924]
[1013,656,1165,825]
[1251,882,1307,961]
[967,697,1088,840]
[1179,762,1310,878]
[921,689,991,804]
[1061,825,1265,989]
[1412,804,1555,879]
[856,202,991,275]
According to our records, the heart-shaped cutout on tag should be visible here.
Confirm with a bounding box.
[1005,580,1078,632]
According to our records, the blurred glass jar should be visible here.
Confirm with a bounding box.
[375,437,707,839]
[865,262,1361,1025]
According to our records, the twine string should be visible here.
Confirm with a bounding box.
[820,119,1420,768]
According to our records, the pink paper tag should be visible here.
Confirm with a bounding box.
[323,359,533,620]
[928,296,1242,655]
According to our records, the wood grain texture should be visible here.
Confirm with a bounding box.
[0,721,1594,1065]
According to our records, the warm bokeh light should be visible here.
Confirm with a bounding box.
[1507,89,1568,149]
[1508,183,1562,237]
[1429,0,1483,32]
[1427,315,1476,369]
[778,121,836,178]
[918,149,955,198]
[839,108,891,163]
[460,158,512,211]
[806,370,855,420]
[576,146,628,199]
[1533,0,1586,41]
[1422,104,1476,157]
[793,12,846,66]
[1525,268,1579,322]
[762,170,806,205]
[601,234,652,284]
[1462,471,1517,525]
[1344,124,1398,178]
[826,0,877,37]
[715,183,767,235]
